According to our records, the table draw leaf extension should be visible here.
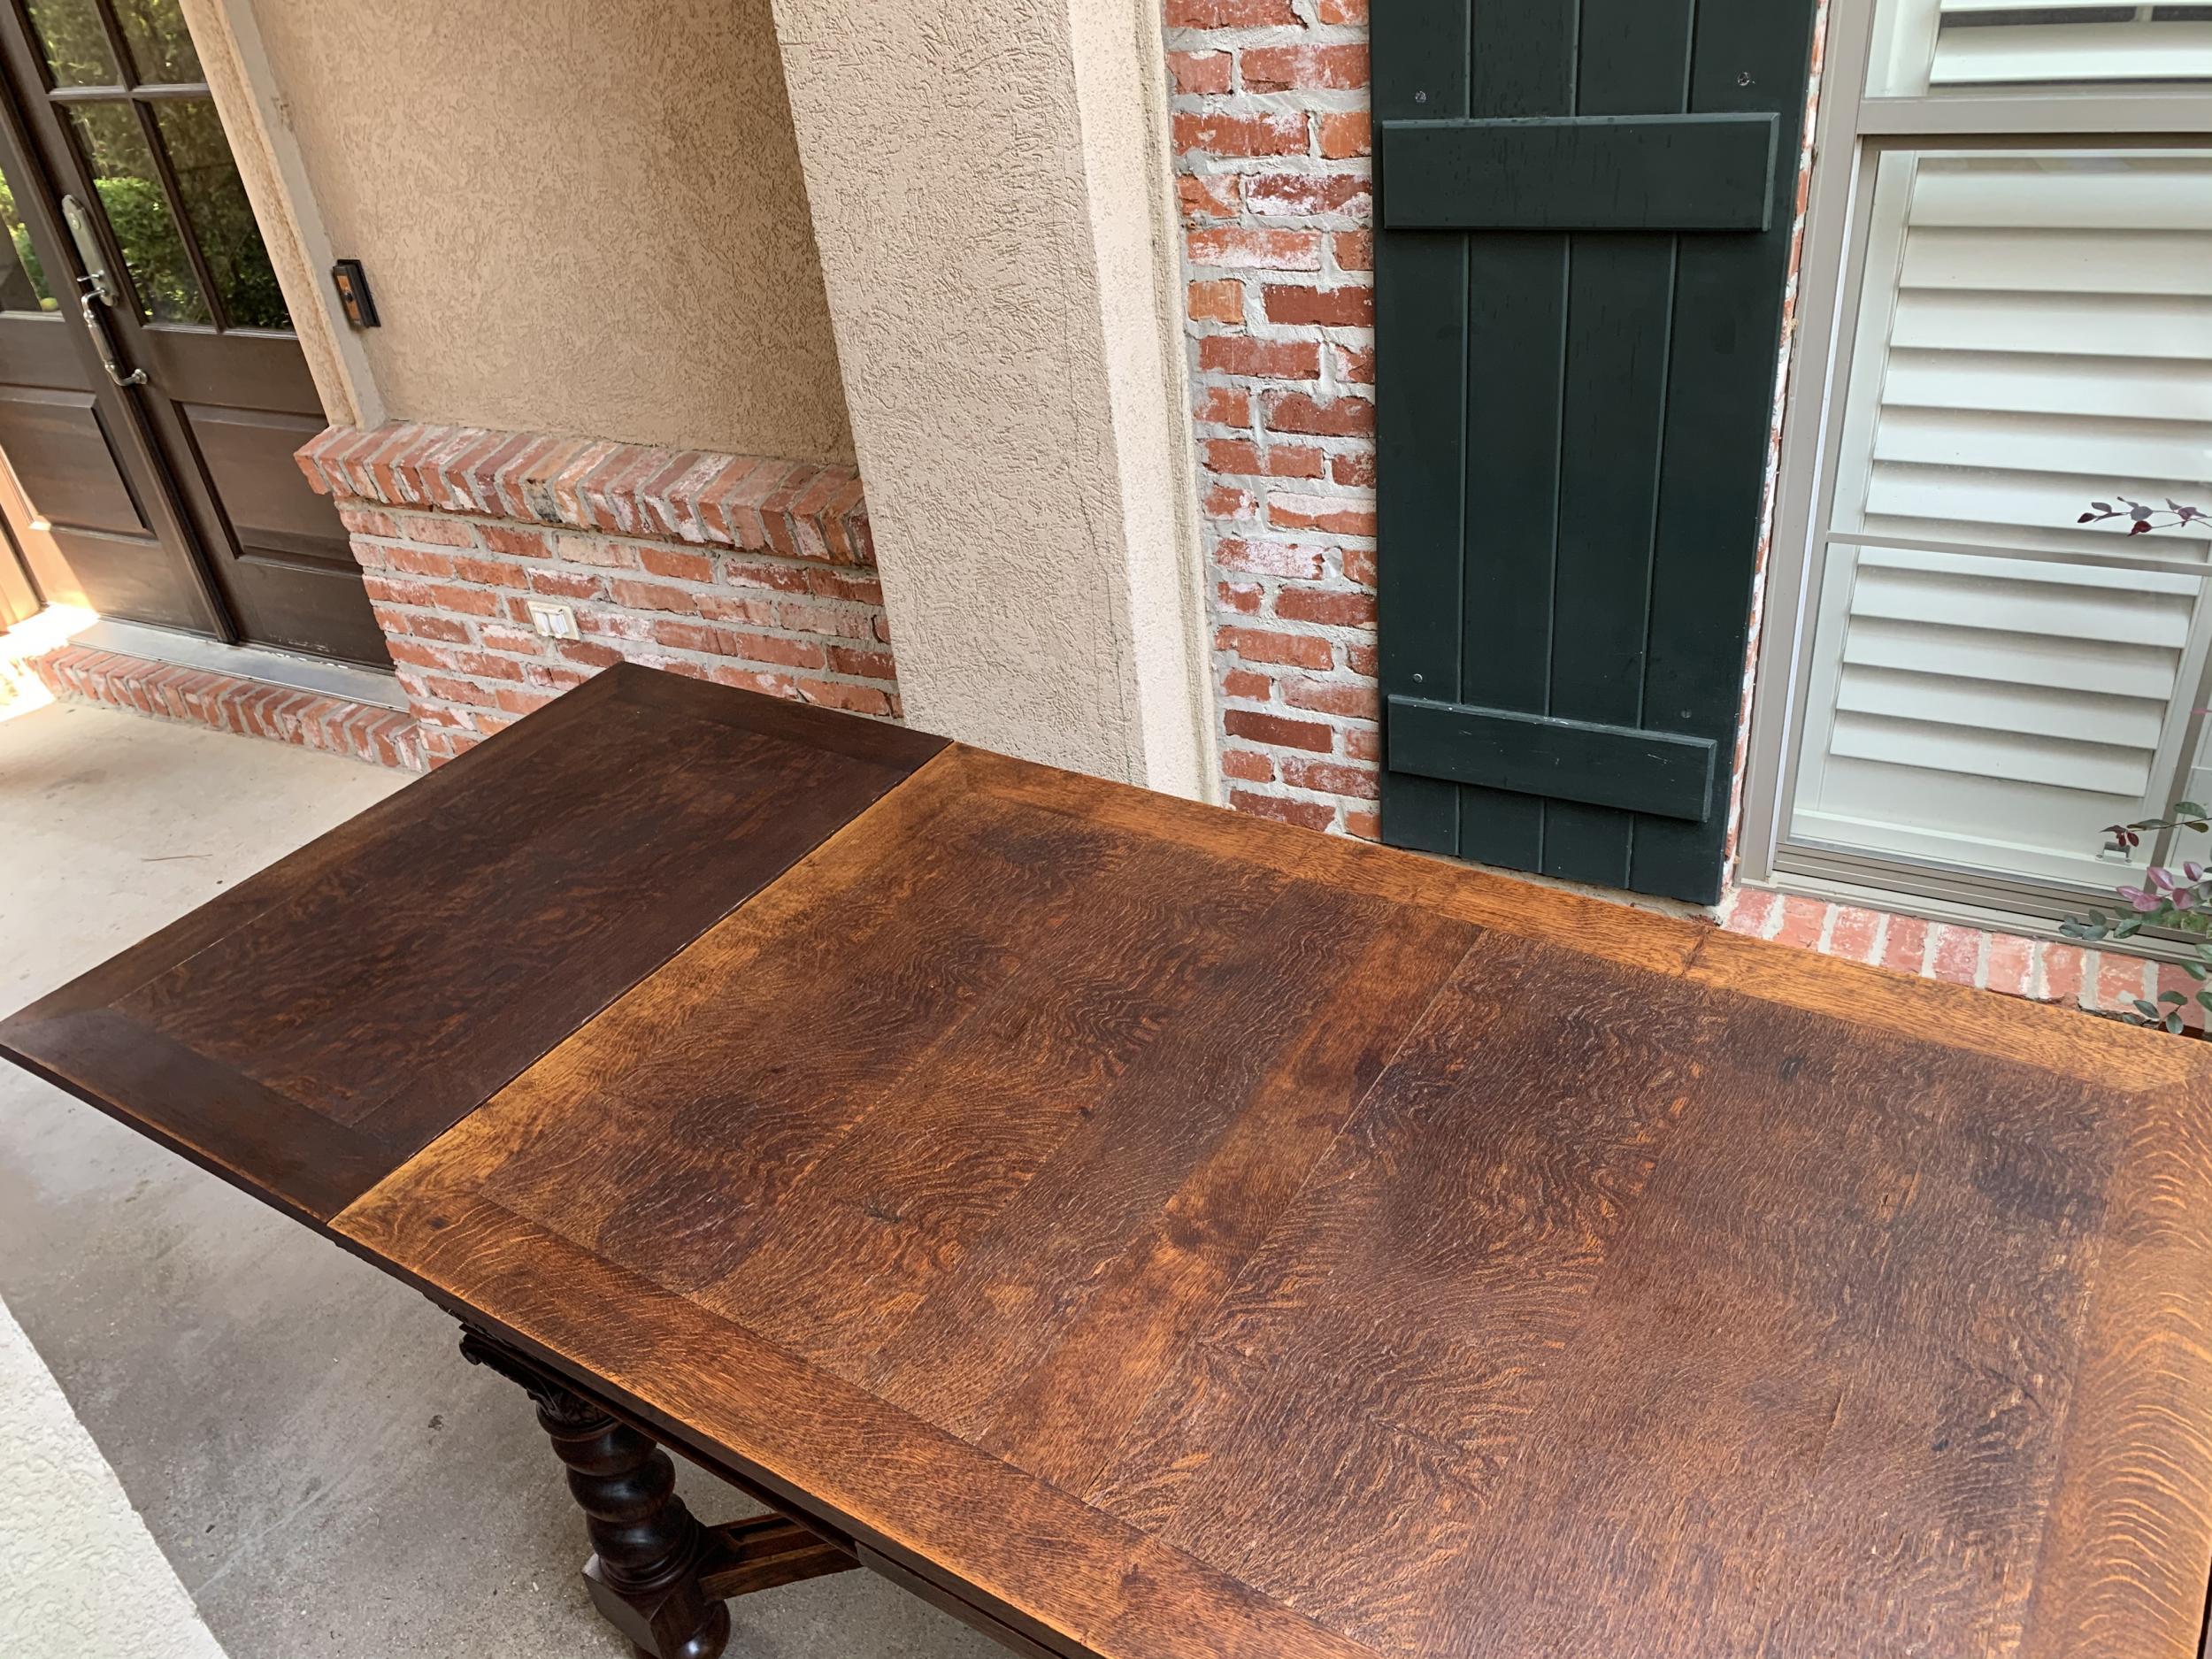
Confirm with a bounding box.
[7,664,2212,1659]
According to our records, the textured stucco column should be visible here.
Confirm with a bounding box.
[770,0,1215,796]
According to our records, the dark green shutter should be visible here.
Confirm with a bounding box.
[1373,0,1818,904]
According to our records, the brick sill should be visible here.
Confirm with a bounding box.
[1721,882,2201,1033]
[74,618,409,712]
[294,419,896,769]
[29,643,423,771]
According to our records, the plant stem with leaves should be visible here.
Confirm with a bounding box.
[2062,804,2212,1033]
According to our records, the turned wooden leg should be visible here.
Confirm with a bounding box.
[460,1327,731,1659]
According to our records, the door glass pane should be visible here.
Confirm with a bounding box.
[66,103,208,323]
[115,0,202,82]
[1789,149,2212,887]
[0,166,58,311]
[24,0,121,87]
[1870,0,2212,97]
[151,99,288,328]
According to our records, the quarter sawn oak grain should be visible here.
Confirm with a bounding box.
[6,667,2211,1659]
[0,664,944,1222]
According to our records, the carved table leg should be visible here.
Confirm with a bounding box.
[461,1327,731,1659]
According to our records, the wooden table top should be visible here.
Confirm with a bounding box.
[9,663,2212,1659]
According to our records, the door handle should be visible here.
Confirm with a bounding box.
[61,194,120,304]
[77,278,145,387]
[60,195,144,388]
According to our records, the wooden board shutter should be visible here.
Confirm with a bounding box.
[1374,0,1819,903]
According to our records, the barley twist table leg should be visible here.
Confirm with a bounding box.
[460,1326,730,1659]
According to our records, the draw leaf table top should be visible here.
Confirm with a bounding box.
[9,663,2212,1659]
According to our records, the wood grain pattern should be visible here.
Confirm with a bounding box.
[0,664,944,1219]
[9,666,2212,1659]
[335,734,2212,1659]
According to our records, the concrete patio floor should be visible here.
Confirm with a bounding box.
[0,697,998,1659]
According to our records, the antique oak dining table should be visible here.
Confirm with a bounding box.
[7,662,2212,1659]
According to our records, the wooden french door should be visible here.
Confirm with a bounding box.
[0,0,385,665]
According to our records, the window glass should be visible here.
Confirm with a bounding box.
[1830,151,2212,557]
[1788,543,2200,883]
[25,0,120,86]
[0,167,58,312]
[152,100,288,328]
[116,0,202,82]
[1870,0,2212,97]
[66,102,209,324]
[1787,148,2212,887]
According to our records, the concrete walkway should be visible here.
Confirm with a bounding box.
[0,699,996,1657]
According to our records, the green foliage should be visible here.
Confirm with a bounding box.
[96,173,196,320]
[18,0,197,84]
[2062,803,2212,941]
[24,0,117,87]
[155,103,288,328]
[9,224,49,304]
[19,2,285,329]
[0,173,53,307]
[2124,941,2212,1037]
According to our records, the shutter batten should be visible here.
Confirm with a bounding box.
[1379,113,1779,232]
[1374,0,1818,902]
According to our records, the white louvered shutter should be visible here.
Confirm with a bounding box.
[1787,150,2212,886]
[1876,0,2212,94]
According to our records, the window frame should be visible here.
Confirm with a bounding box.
[1737,0,2212,936]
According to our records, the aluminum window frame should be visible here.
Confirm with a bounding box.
[1736,0,2212,933]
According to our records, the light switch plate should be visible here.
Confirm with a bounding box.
[525,600,579,641]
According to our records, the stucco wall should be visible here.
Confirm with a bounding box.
[771,0,1213,794]
[247,0,855,464]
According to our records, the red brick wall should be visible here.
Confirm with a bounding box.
[296,424,898,767]
[1154,2,2176,1033]
[1167,0,1380,837]
[1165,0,1826,856]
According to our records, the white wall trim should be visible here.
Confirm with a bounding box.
[180,0,384,429]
